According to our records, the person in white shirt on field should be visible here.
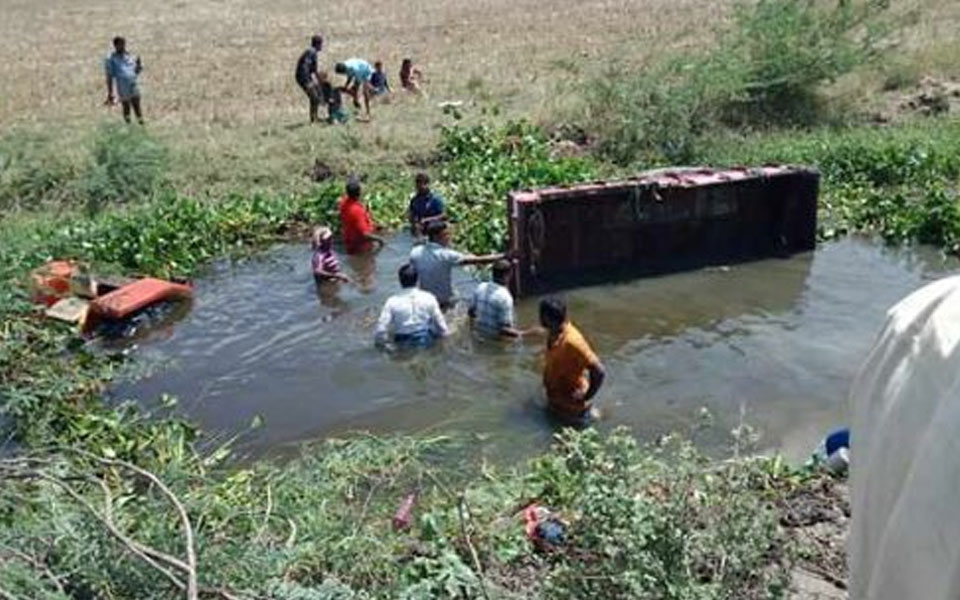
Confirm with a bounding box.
[374,263,449,349]
[409,221,502,310]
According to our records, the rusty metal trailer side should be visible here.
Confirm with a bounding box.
[507,166,819,297]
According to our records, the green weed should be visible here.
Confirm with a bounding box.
[579,0,893,164]
[0,124,168,214]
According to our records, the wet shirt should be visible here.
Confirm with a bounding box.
[296,47,318,86]
[409,191,445,226]
[311,247,340,278]
[375,288,449,343]
[343,58,373,83]
[104,52,140,99]
[469,281,515,337]
[543,322,601,416]
[409,242,463,305]
[338,196,375,254]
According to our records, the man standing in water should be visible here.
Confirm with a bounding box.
[408,172,445,237]
[540,297,605,422]
[338,176,385,255]
[104,36,144,124]
[295,34,324,123]
[469,259,530,339]
[375,263,449,348]
[409,221,502,310]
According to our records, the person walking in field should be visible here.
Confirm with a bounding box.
[334,58,374,119]
[409,221,503,310]
[104,36,144,124]
[295,34,324,123]
[540,296,605,423]
[338,176,385,255]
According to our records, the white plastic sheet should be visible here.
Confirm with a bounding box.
[850,275,960,599]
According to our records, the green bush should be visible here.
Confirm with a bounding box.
[0,124,169,214]
[0,429,807,599]
[0,131,79,211]
[437,120,596,252]
[580,0,892,164]
[80,124,169,215]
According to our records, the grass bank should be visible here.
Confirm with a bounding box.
[0,116,868,598]
[1,427,849,599]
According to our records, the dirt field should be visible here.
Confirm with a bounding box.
[1,0,958,192]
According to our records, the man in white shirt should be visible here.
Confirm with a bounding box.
[409,221,502,309]
[374,263,449,348]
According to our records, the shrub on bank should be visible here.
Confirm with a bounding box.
[0,124,168,214]
[580,0,893,164]
[0,428,811,599]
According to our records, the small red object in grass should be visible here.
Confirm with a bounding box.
[393,493,417,531]
[523,503,542,541]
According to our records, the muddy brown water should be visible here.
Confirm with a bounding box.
[111,234,957,462]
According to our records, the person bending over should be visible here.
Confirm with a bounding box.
[317,71,348,124]
[375,263,449,349]
[540,296,605,423]
[335,58,374,118]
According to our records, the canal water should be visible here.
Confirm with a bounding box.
[111,235,958,461]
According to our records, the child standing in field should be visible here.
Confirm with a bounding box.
[311,226,350,284]
[317,72,348,124]
[104,36,144,124]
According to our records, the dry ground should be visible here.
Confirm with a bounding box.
[1,0,959,193]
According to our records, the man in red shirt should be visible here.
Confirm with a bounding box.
[338,177,385,254]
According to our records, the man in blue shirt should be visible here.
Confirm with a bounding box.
[295,35,324,123]
[104,37,143,124]
[408,172,446,237]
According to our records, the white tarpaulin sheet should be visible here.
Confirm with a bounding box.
[850,275,960,599]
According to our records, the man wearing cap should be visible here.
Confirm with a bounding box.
[295,34,324,123]
[409,221,502,309]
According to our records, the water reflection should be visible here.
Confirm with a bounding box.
[110,235,958,462]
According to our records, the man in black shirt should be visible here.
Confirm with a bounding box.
[295,34,324,123]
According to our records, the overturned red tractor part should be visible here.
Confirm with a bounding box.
[83,277,193,333]
[506,166,819,297]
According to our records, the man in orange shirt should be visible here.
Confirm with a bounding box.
[338,177,385,255]
[540,296,606,422]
